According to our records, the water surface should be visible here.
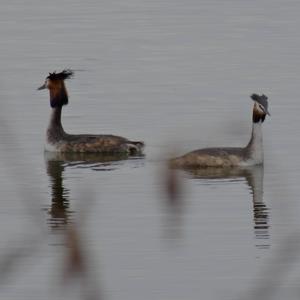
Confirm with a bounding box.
[1,1,300,299]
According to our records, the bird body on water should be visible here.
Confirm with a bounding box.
[170,94,270,168]
[38,70,144,155]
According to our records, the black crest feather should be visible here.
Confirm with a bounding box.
[250,93,269,110]
[47,69,74,81]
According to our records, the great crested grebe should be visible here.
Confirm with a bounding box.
[170,94,270,168]
[38,70,144,154]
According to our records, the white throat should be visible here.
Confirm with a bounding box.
[247,121,264,165]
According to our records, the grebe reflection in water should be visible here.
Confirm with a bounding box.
[45,152,143,230]
[185,165,270,249]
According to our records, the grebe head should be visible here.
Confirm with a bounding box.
[251,94,270,123]
[38,69,74,108]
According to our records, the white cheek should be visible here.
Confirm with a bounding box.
[258,105,265,114]
[46,79,50,88]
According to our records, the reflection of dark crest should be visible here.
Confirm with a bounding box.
[45,152,144,230]
[184,166,270,250]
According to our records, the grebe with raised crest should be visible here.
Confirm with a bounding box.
[38,70,144,154]
[170,94,270,168]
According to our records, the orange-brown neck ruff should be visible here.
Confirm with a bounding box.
[49,81,68,108]
[252,105,266,123]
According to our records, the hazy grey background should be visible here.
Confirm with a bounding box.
[1,0,300,299]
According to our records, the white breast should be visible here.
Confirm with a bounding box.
[44,140,59,152]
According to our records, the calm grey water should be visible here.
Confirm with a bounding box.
[1,1,300,299]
